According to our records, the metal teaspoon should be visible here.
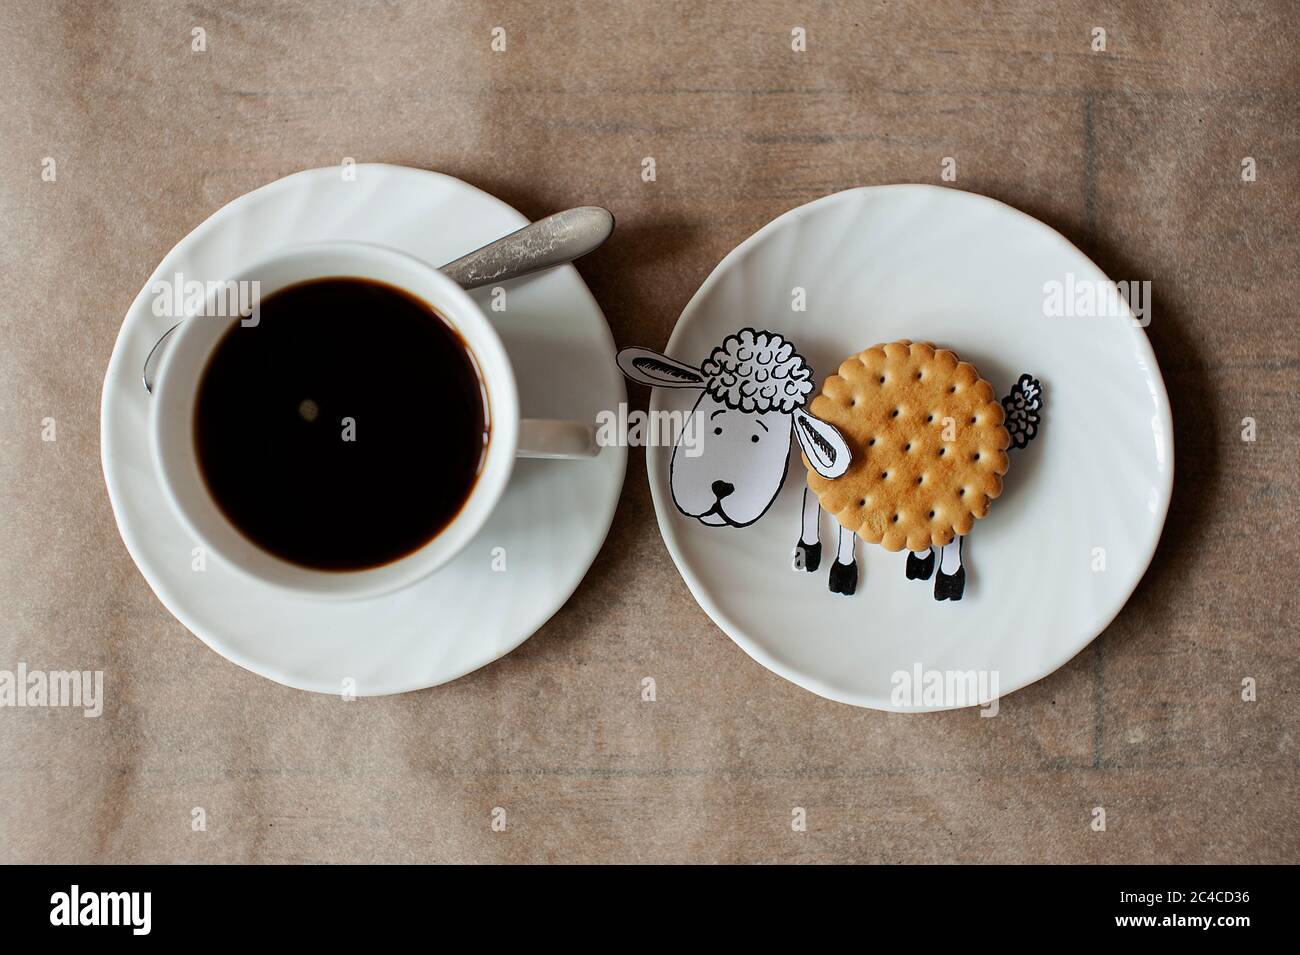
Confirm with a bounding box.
[141,205,615,393]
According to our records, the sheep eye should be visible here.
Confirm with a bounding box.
[713,427,722,436]
[750,434,760,443]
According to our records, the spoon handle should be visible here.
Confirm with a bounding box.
[439,206,614,290]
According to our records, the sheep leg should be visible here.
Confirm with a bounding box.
[828,521,859,596]
[905,545,936,581]
[934,536,966,602]
[791,486,822,572]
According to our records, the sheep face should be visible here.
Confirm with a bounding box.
[672,392,794,527]
[616,333,852,531]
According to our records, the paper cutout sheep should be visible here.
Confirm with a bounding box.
[617,329,1042,602]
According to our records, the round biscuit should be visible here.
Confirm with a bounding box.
[805,340,1011,551]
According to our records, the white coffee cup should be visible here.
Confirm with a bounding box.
[149,241,598,600]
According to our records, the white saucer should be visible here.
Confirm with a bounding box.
[101,165,626,695]
[649,185,1173,710]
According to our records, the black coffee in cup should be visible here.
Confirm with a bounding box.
[194,277,488,571]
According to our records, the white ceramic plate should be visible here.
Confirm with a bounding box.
[101,165,626,695]
[650,185,1173,710]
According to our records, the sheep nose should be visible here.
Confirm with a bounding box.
[711,480,735,500]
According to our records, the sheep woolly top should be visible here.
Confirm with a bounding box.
[700,329,814,414]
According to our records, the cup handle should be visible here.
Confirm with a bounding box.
[517,419,600,459]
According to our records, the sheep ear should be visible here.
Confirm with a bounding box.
[616,347,706,389]
[793,408,851,479]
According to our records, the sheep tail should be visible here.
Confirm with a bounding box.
[1002,374,1043,450]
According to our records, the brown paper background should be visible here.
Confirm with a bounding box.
[1,1,1296,864]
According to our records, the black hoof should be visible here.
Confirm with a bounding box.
[906,549,935,581]
[934,565,965,601]
[792,541,822,573]
[828,559,858,596]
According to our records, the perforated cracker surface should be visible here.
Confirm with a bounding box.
[805,341,1011,551]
